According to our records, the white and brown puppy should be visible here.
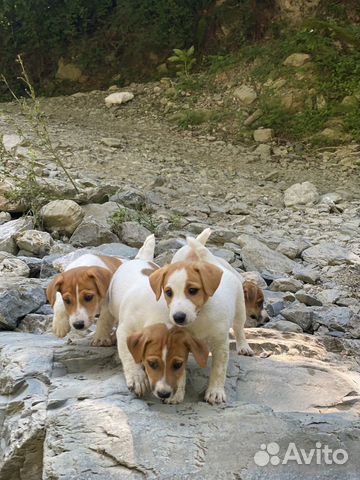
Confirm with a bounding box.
[127,323,209,403]
[47,254,122,345]
[173,228,268,327]
[149,238,254,405]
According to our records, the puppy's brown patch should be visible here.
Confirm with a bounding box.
[98,255,122,272]
[141,262,159,277]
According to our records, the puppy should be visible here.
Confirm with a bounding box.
[47,254,122,345]
[127,324,209,403]
[149,242,254,404]
[243,281,267,327]
[173,228,267,327]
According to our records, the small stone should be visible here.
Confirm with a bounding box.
[70,219,119,247]
[319,192,342,205]
[281,304,314,332]
[16,313,53,334]
[244,109,263,126]
[276,240,307,259]
[270,277,303,293]
[295,290,322,307]
[100,137,123,148]
[0,257,30,277]
[284,181,319,207]
[254,144,272,159]
[110,188,145,210]
[317,289,341,305]
[302,243,360,267]
[265,319,303,333]
[104,92,134,106]
[253,128,273,143]
[0,212,11,225]
[283,53,311,67]
[2,134,23,151]
[118,221,151,248]
[233,85,257,105]
[292,264,320,284]
[15,230,53,257]
[0,217,35,254]
[82,202,120,228]
[40,200,84,236]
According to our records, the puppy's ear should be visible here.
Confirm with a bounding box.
[46,275,64,306]
[185,334,209,368]
[195,263,223,297]
[127,332,149,363]
[149,266,168,301]
[87,267,113,298]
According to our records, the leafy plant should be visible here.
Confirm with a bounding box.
[111,207,157,235]
[168,46,196,77]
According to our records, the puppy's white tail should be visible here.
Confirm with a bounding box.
[195,228,212,245]
[136,234,155,261]
[186,236,214,263]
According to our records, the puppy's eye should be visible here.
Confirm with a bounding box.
[63,297,71,305]
[173,361,183,370]
[148,360,159,370]
[188,288,199,296]
[84,294,94,303]
[165,289,173,298]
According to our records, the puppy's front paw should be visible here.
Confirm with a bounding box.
[91,335,113,347]
[53,322,70,339]
[237,341,254,356]
[126,371,149,397]
[164,389,185,405]
[205,387,226,405]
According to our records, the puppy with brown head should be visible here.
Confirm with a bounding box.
[47,253,122,344]
[243,281,268,327]
[149,261,223,327]
[127,324,209,403]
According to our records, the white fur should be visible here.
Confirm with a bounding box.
[169,231,253,404]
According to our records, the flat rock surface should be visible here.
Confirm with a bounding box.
[1,329,359,479]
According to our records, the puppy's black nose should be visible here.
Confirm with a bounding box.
[73,321,85,330]
[173,312,186,325]
[157,390,171,399]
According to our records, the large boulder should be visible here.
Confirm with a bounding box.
[82,202,119,228]
[284,181,319,207]
[0,278,47,330]
[302,242,360,267]
[40,200,84,235]
[0,217,34,254]
[0,329,359,479]
[236,235,295,275]
[0,257,30,277]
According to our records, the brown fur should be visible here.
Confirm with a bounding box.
[46,266,113,318]
[149,261,223,305]
[97,255,122,272]
[127,324,209,392]
[243,281,265,323]
[141,262,159,277]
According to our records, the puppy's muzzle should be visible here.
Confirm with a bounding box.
[73,320,85,330]
[157,390,171,400]
[173,312,187,325]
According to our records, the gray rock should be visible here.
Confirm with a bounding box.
[317,289,342,305]
[0,217,34,254]
[312,306,354,333]
[265,319,303,333]
[2,133,23,151]
[283,53,311,67]
[0,257,30,277]
[118,221,151,248]
[70,218,119,247]
[82,201,119,228]
[40,200,84,235]
[1,330,359,479]
[253,128,273,142]
[292,264,320,284]
[225,202,250,215]
[15,229,53,257]
[208,247,235,264]
[236,235,295,274]
[155,238,184,256]
[241,271,267,289]
[17,256,43,277]
[0,278,46,330]
[295,290,322,306]
[0,212,11,225]
[109,188,145,210]
[281,304,315,331]
[270,277,303,293]
[233,84,257,105]
[17,314,52,334]
[319,192,342,204]
[254,143,272,159]
[276,239,309,259]
[284,181,319,207]
[101,137,123,148]
[302,242,360,267]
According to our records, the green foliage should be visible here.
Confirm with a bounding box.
[168,46,196,77]
[204,54,238,74]
[111,207,157,235]
[176,110,209,128]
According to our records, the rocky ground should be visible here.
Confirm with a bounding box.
[0,87,359,479]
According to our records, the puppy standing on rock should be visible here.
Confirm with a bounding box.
[47,254,122,345]
[149,235,254,405]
